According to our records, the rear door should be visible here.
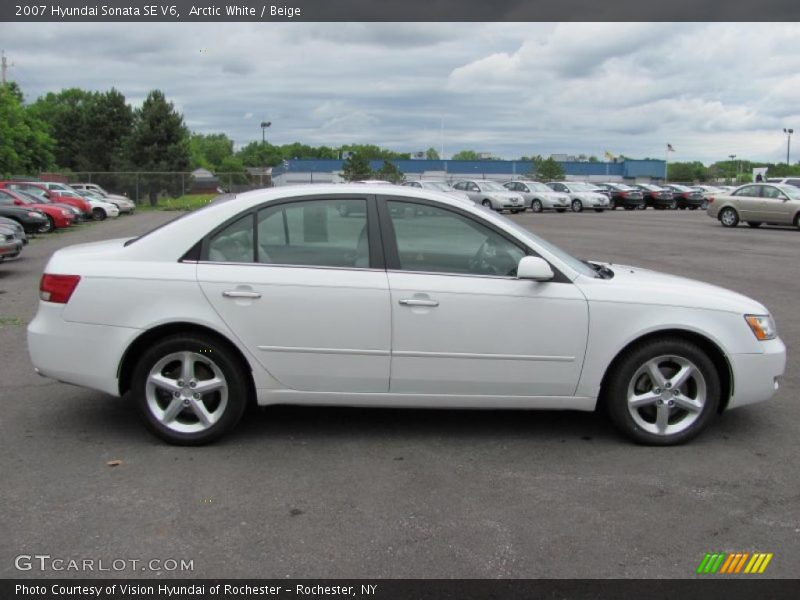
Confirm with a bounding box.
[197,195,391,393]
[731,185,761,220]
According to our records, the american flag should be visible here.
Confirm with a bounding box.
[667,143,675,152]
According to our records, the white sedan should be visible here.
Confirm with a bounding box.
[28,184,785,446]
[546,182,610,212]
[87,198,120,220]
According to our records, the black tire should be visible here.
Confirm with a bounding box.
[747,222,762,228]
[39,215,55,233]
[624,206,635,211]
[794,213,800,230]
[604,337,721,446]
[593,208,605,213]
[531,200,543,213]
[571,199,583,213]
[92,207,106,221]
[131,333,249,445]
[719,207,740,228]
[482,199,493,210]
[555,208,566,213]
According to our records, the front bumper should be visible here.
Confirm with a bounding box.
[727,338,787,409]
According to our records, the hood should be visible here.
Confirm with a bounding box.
[577,264,768,315]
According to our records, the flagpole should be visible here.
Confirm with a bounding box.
[664,145,669,183]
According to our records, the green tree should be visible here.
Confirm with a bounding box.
[451,150,480,161]
[531,157,564,181]
[122,90,191,205]
[217,155,248,184]
[341,153,373,181]
[28,88,92,170]
[376,160,404,184]
[190,132,235,170]
[667,161,708,183]
[0,84,55,177]
[425,147,440,160]
[236,140,283,167]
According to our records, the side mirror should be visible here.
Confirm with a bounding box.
[517,256,554,281]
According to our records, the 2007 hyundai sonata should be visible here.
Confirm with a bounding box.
[28,184,786,445]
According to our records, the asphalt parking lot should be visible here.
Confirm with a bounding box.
[1,208,798,579]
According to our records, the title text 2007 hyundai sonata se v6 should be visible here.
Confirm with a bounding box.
[28,184,786,445]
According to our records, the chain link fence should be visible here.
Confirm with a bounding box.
[64,172,266,203]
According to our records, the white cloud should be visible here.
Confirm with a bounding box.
[4,22,800,163]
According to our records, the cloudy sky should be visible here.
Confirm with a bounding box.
[3,22,800,163]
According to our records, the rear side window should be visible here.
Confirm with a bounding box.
[256,199,369,268]
[208,214,254,263]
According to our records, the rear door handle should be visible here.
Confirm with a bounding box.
[223,290,262,299]
[399,298,439,307]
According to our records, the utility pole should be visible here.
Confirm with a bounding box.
[1,50,13,86]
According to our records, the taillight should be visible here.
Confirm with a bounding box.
[40,274,81,303]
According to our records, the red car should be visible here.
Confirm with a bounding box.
[0,188,74,231]
[0,181,92,218]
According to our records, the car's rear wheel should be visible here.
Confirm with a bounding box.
[571,199,583,212]
[747,221,762,228]
[531,200,543,213]
[92,207,106,221]
[794,213,800,230]
[605,338,720,445]
[38,215,55,233]
[482,199,493,210]
[719,207,739,227]
[131,334,249,445]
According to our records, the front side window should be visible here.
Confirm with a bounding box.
[257,199,370,268]
[762,186,783,200]
[387,201,525,277]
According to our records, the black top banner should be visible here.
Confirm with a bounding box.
[2,0,799,22]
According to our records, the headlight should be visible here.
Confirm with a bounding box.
[61,210,72,216]
[28,211,44,218]
[745,314,777,341]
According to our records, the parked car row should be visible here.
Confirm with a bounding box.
[400,179,721,214]
[0,181,134,236]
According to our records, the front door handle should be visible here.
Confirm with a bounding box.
[223,290,262,299]
[399,298,439,307]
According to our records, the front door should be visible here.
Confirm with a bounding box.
[380,197,588,397]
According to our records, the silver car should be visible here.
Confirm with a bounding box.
[402,180,473,206]
[708,183,800,229]
[452,179,525,212]
[503,180,571,212]
[546,182,610,213]
[0,225,23,262]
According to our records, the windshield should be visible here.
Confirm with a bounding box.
[570,183,600,192]
[422,181,452,192]
[498,216,599,278]
[527,182,552,192]
[670,184,692,192]
[778,185,800,199]
[478,181,507,192]
[615,184,635,191]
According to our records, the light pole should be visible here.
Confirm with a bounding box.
[728,154,737,184]
[260,121,271,144]
[783,128,793,165]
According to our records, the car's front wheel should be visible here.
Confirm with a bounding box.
[719,207,740,227]
[531,200,543,213]
[604,338,721,445]
[131,334,249,445]
[38,215,55,233]
[482,199,493,210]
[92,207,106,221]
[571,199,583,212]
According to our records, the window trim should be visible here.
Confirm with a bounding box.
[197,194,385,270]
[375,195,570,283]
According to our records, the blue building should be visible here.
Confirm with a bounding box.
[271,158,667,185]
